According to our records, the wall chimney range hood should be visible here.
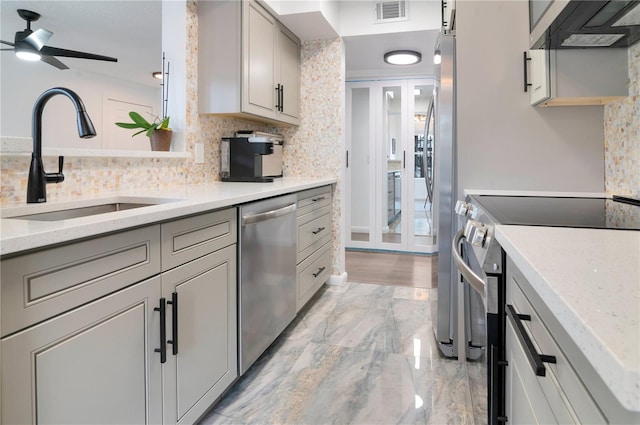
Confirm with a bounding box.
[530,0,640,49]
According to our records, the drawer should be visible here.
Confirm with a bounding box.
[508,272,606,424]
[296,243,330,311]
[297,186,331,217]
[1,225,161,337]
[161,208,237,271]
[297,213,331,263]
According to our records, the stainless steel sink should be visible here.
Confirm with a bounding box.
[4,198,183,221]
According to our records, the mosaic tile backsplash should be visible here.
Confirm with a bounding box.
[604,42,640,199]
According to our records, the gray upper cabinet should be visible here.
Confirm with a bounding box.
[525,48,628,106]
[199,0,301,126]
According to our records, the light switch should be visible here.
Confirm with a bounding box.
[195,143,204,164]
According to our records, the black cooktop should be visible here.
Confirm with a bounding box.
[471,195,640,230]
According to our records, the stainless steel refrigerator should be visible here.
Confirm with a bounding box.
[431,31,486,360]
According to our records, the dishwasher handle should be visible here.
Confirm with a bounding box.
[452,229,486,297]
[242,203,296,225]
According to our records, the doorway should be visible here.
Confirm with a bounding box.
[346,79,436,254]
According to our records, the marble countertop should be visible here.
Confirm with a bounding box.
[495,225,640,412]
[0,177,335,256]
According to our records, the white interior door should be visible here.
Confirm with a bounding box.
[346,79,437,254]
[346,82,376,249]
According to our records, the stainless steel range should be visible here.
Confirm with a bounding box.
[452,195,640,424]
[453,193,640,425]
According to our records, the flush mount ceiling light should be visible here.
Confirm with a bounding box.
[433,49,442,65]
[152,71,163,80]
[384,50,421,65]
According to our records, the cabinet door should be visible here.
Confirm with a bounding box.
[277,25,300,124]
[243,0,277,118]
[1,277,162,425]
[505,317,558,425]
[161,245,237,424]
[529,49,550,105]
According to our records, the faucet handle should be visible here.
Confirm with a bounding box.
[44,156,65,184]
[55,156,65,183]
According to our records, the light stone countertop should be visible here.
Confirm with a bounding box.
[495,225,640,412]
[0,177,336,256]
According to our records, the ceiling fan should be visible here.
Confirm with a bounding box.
[0,9,118,70]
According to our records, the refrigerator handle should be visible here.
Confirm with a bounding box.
[403,150,406,169]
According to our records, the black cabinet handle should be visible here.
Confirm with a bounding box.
[280,84,284,112]
[506,304,556,376]
[311,196,326,202]
[313,266,326,278]
[441,0,447,28]
[346,150,349,168]
[167,292,178,356]
[154,298,167,364]
[275,84,281,110]
[312,226,325,235]
[523,51,532,93]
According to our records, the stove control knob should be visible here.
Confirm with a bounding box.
[455,201,471,217]
[471,225,488,247]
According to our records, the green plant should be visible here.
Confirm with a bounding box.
[115,112,170,138]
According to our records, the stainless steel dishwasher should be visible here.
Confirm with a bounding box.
[238,194,297,375]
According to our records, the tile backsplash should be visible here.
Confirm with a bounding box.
[604,42,640,199]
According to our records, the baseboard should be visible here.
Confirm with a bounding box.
[327,272,348,286]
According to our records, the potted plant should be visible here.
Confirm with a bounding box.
[115,53,172,151]
[115,112,172,151]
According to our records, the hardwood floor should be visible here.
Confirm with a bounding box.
[345,250,437,288]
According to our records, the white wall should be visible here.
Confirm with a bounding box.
[455,1,605,196]
[0,56,161,150]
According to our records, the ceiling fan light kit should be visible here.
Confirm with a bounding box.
[384,50,422,65]
[1,9,118,70]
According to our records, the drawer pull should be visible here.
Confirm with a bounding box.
[312,227,326,235]
[311,196,326,202]
[167,292,178,356]
[312,266,326,278]
[154,297,167,364]
[506,304,556,376]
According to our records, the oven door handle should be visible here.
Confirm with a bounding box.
[452,229,486,297]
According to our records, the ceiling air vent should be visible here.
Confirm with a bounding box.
[374,1,408,23]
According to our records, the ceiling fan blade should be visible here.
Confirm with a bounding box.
[40,46,117,62]
[1,40,16,47]
[23,28,52,51]
[40,54,69,70]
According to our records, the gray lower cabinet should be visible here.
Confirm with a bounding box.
[1,207,238,425]
[504,256,639,424]
[296,186,332,311]
[1,275,163,425]
[161,244,237,424]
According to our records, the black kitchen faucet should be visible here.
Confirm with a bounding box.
[26,87,96,203]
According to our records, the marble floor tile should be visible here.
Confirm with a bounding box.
[199,282,484,425]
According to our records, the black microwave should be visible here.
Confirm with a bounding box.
[529,0,640,49]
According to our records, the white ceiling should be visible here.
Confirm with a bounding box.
[0,1,161,87]
[344,30,439,80]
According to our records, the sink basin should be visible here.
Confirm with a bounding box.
[4,198,183,221]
